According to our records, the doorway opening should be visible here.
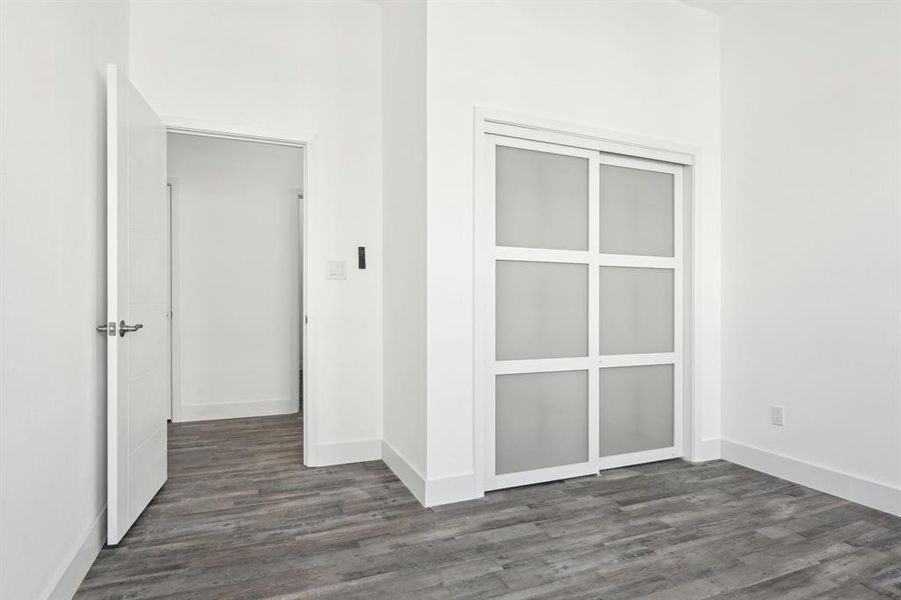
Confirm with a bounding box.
[165,130,307,433]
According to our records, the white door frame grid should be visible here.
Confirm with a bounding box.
[485,136,601,491]
[595,152,683,471]
[473,107,701,495]
[162,116,318,466]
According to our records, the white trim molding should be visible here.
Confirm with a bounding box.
[307,438,382,467]
[161,116,313,149]
[176,398,298,423]
[46,507,106,600]
[425,473,480,507]
[381,441,427,504]
[381,441,481,507]
[722,440,901,517]
[689,438,722,463]
[480,109,696,166]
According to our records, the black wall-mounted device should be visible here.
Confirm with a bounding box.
[358,246,366,269]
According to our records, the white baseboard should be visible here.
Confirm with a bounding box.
[45,506,106,600]
[380,441,480,507]
[722,440,901,517]
[425,472,480,507]
[176,398,297,422]
[688,438,722,463]
[306,437,381,467]
[381,440,426,504]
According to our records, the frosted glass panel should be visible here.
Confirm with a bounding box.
[600,365,674,456]
[496,370,588,474]
[599,164,674,257]
[497,261,588,360]
[496,146,588,250]
[599,267,673,355]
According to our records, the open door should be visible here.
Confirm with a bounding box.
[102,64,169,544]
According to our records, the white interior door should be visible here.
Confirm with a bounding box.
[104,64,169,544]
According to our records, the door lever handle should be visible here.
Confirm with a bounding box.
[119,320,144,337]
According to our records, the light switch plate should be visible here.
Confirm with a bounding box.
[327,260,347,280]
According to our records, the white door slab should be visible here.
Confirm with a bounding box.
[105,64,169,544]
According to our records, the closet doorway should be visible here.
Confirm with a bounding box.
[475,115,692,492]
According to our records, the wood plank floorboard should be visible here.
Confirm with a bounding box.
[77,414,901,599]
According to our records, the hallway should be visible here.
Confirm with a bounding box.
[76,415,901,599]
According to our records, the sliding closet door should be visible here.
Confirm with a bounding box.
[483,134,684,491]
[597,154,683,469]
[485,136,599,491]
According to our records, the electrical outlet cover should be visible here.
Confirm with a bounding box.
[770,405,785,427]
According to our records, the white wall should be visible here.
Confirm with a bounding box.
[424,0,723,488]
[130,1,383,463]
[0,1,130,598]
[168,133,302,421]
[381,0,429,489]
[718,1,901,514]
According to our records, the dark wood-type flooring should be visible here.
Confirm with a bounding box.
[77,414,901,599]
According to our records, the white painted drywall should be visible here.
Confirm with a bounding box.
[382,0,428,479]
[130,1,383,459]
[168,133,302,421]
[719,1,901,503]
[424,0,723,481]
[0,1,130,597]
